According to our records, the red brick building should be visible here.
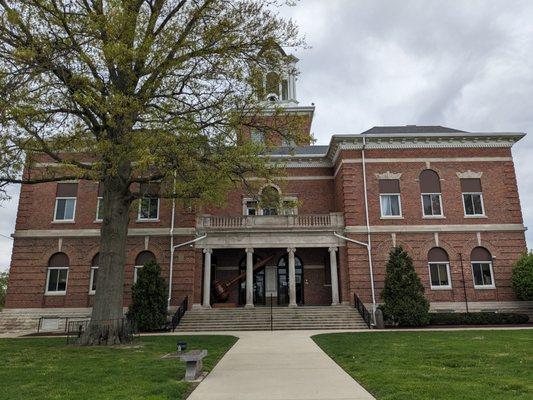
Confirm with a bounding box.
[2,50,530,330]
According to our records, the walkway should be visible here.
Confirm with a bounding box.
[187,330,375,400]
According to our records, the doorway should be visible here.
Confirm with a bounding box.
[238,255,266,306]
[277,254,304,305]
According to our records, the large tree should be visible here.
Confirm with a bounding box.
[0,0,304,344]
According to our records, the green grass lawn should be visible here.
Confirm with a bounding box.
[313,330,533,400]
[0,335,237,400]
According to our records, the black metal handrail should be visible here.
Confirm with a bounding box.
[171,296,188,332]
[354,293,372,328]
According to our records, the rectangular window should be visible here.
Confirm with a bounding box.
[472,262,495,288]
[96,197,104,221]
[89,267,98,294]
[134,266,143,283]
[422,193,443,216]
[54,182,78,221]
[46,268,68,294]
[429,263,451,289]
[463,193,484,216]
[245,200,258,216]
[54,198,76,221]
[380,194,402,217]
[138,198,159,220]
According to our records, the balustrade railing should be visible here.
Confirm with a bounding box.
[198,213,343,230]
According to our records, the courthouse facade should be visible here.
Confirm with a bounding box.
[3,49,529,326]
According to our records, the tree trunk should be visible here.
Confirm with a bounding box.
[80,162,133,345]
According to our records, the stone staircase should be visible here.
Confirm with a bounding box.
[175,305,368,331]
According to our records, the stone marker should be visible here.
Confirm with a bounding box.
[374,308,385,329]
[179,350,208,381]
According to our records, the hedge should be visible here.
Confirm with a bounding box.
[429,312,529,326]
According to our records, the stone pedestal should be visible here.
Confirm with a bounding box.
[179,350,208,381]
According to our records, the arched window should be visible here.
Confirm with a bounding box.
[471,247,494,288]
[261,186,281,215]
[419,170,443,217]
[427,247,451,289]
[46,253,69,294]
[89,253,99,294]
[265,71,280,99]
[134,251,156,283]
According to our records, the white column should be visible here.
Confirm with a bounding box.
[329,247,340,305]
[245,248,254,308]
[202,248,213,308]
[287,247,297,307]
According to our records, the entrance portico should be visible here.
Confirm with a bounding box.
[197,212,345,308]
[200,246,341,308]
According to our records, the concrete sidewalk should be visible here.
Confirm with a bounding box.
[187,330,375,400]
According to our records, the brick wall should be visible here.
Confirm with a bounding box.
[5,142,527,311]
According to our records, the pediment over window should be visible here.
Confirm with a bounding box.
[375,171,402,180]
[457,170,483,179]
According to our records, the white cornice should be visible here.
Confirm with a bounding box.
[13,228,196,238]
[329,132,525,164]
[344,224,526,234]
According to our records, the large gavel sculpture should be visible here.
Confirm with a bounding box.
[211,254,277,302]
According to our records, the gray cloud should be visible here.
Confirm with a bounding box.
[1,0,532,271]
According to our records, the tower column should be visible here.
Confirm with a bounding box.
[245,248,254,308]
[329,247,340,305]
[202,249,213,308]
[287,247,297,307]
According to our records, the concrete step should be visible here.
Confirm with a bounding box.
[176,305,368,331]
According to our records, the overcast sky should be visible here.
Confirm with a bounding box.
[1,0,533,272]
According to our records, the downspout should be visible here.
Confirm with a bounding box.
[168,234,208,310]
[361,135,377,320]
[168,173,177,310]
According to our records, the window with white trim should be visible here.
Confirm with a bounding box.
[96,197,104,221]
[54,183,78,221]
[245,200,258,215]
[427,247,451,289]
[380,195,401,217]
[96,183,104,221]
[138,197,159,220]
[378,179,402,217]
[419,170,443,217]
[471,247,494,288]
[461,178,484,216]
[463,194,484,216]
[89,253,99,294]
[134,251,156,283]
[46,253,69,295]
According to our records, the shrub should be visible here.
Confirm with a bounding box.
[0,271,8,310]
[381,246,430,327]
[511,252,533,300]
[127,261,167,332]
[429,312,529,325]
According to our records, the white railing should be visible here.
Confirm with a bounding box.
[197,213,344,230]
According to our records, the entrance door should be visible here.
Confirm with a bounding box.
[238,255,266,306]
[277,255,303,305]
